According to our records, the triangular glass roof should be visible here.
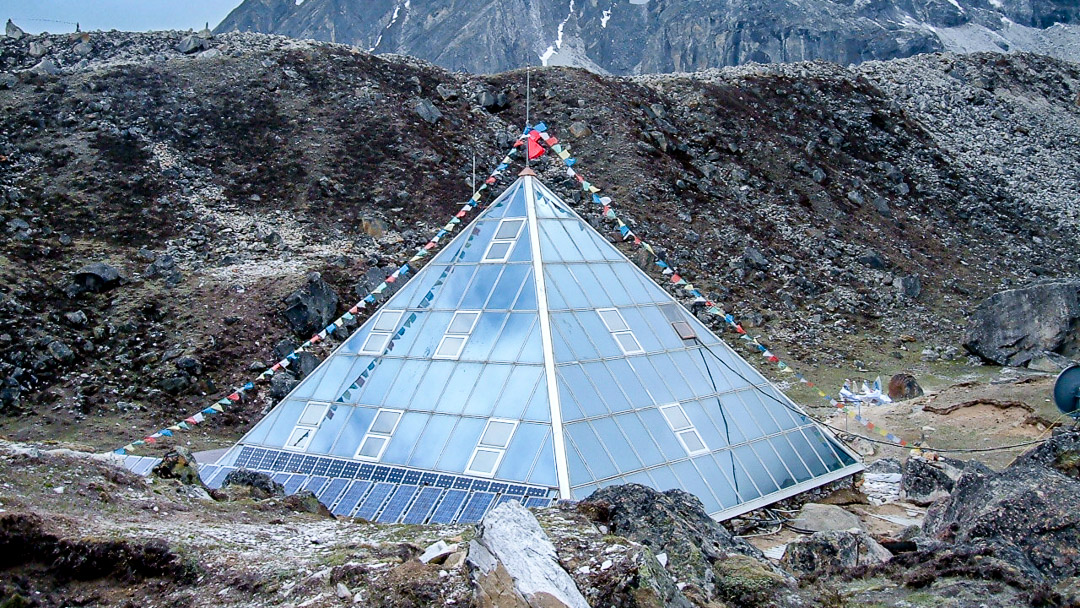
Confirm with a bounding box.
[216,174,862,522]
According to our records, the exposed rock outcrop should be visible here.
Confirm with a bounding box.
[781,529,892,576]
[281,272,340,337]
[962,280,1080,366]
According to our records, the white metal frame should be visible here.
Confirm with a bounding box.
[358,310,405,355]
[432,310,481,360]
[482,218,525,263]
[283,401,330,452]
[659,403,709,456]
[464,418,519,477]
[354,407,404,461]
[597,308,644,355]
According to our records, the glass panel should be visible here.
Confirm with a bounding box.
[738,390,782,435]
[493,365,542,418]
[508,228,532,262]
[613,262,667,299]
[397,311,446,359]
[459,312,507,361]
[462,364,513,416]
[614,413,665,467]
[734,443,780,496]
[581,361,631,413]
[488,313,534,362]
[436,417,486,473]
[661,404,692,430]
[747,439,797,490]
[693,453,741,510]
[679,429,707,453]
[684,400,726,448]
[434,362,483,414]
[370,409,401,434]
[502,185,527,218]
[537,224,567,263]
[380,412,428,464]
[725,451,762,502]
[638,408,686,461]
[407,414,455,469]
[484,241,512,261]
[261,401,306,447]
[360,332,391,354]
[381,360,428,410]
[496,423,547,482]
[354,358,403,406]
[298,403,328,426]
[768,433,814,484]
[597,309,628,332]
[373,310,404,332]
[671,459,720,514]
[414,361,454,409]
[527,431,558,487]
[591,265,634,306]
[460,266,501,309]
[468,448,501,475]
[716,392,760,443]
[565,439,595,486]
[558,365,608,418]
[605,359,654,408]
[522,379,551,422]
[574,311,621,358]
[431,266,478,309]
[307,404,352,454]
[673,349,722,397]
[545,265,591,309]
[481,420,517,447]
[328,406,375,457]
[357,435,387,459]
[513,268,537,310]
[568,423,618,480]
[435,335,467,358]
[591,417,643,473]
[551,313,600,361]
[620,307,662,351]
[488,265,528,310]
[649,354,694,402]
[286,427,314,451]
[557,383,585,422]
[648,465,681,492]
[453,223,498,264]
[495,219,524,239]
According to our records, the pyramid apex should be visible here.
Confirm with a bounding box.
[518,167,538,177]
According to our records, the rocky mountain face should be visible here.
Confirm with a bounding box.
[215,0,1080,74]
[0,29,1078,456]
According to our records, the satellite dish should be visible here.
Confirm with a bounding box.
[1053,365,1080,417]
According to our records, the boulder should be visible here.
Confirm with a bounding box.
[282,272,339,336]
[467,501,589,608]
[962,280,1080,366]
[28,59,60,76]
[414,98,443,124]
[282,490,333,517]
[175,35,208,54]
[6,19,26,40]
[578,484,771,605]
[419,540,457,564]
[742,246,770,270]
[887,373,923,401]
[1028,351,1075,373]
[900,456,970,506]
[781,529,892,576]
[66,262,123,297]
[894,274,921,299]
[151,446,202,486]
[923,432,1080,583]
[435,83,458,100]
[568,122,592,138]
[789,502,863,533]
[219,469,284,500]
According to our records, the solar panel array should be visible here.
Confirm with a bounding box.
[121,446,555,524]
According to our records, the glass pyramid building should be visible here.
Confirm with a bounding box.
[209,171,862,523]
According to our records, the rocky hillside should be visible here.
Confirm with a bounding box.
[0,28,1078,457]
[215,0,1080,74]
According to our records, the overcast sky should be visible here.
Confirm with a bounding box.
[1,0,243,34]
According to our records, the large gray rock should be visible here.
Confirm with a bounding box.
[467,501,589,608]
[281,272,339,336]
[789,502,864,533]
[781,529,892,576]
[900,456,970,506]
[152,446,203,486]
[175,35,208,54]
[66,262,123,297]
[963,280,1080,366]
[6,19,25,40]
[922,432,1080,583]
[578,484,773,605]
[414,98,442,124]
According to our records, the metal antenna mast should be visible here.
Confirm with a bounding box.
[525,63,531,168]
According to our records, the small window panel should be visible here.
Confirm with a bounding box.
[360,310,404,355]
[284,401,331,452]
[482,219,525,263]
[434,335,468,359]
[613,331,644,355]
[447,311,481,334]
[660,403,709,455]
[465,418,518,477]
[355,408,404,461]
[597,308,630,332]
[373,310,404,332]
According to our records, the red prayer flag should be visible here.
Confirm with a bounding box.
[527,138,545,160]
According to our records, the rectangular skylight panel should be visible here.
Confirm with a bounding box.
[434,335,468,359]
[286,428,314,451]
[479,420,517,448]
[467,448,502,475]
[660,404,692,430]
[494,219,524,239]
[373,310,404,332]
[483,241,513,261]
[613,331,644,354]
[678,429,708,454]
[360,332,392,354]
[297,403,329,426]
[597,308,629,332]
[356,435,388,459]
[370,409,403,434]
[448,311,481,334]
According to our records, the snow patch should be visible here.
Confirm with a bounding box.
[945,0,966,13]
[295,0,304,5]
[988,0,1002,7]
[370,0,409,52]
[601,9,612,28]
[540,0,575,66]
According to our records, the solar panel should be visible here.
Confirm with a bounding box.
[372,466,391,482]
[457,492,496,523]
[327,460,346,477]
[420,472,440,486]
[355,482,395,520]
[299,455,318,474]
[376,485,419,523]
[132,457,158,475]
[234,447,253,467]
[386,467,405,483]
[283,474,308,495]
[341,462,359,478]
[488,482,508,494]
[333,480,373,516]
[271,472,292,485]
[303,476,329,495]
[403,470,422,485]
[452,476,472,490]
[429,489,468,523]
[525,486,549,498]
[313,458,331,476]
[436,475,455,489]
[403,487,443,524]
[318,478,350,505]
[493,494,523,509]
[524,497,551,509]
[358,464,375,480]
[270,452,290,470]
[471,480,491,493]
